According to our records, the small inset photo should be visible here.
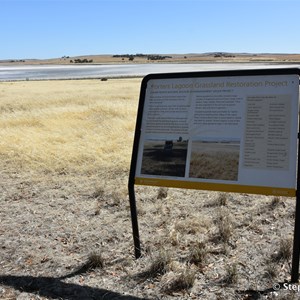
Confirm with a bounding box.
[189,139,240,181]
[141,138,188,177]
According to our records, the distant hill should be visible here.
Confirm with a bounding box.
[1,53,300,65]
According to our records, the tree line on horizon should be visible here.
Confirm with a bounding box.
[113,54,172,61]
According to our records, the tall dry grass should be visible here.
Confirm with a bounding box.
[0,79,141,176]
[189,151,239,181]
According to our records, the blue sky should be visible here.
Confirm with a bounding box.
[1,0,299,59]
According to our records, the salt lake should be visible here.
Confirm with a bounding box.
[0,63,299,81]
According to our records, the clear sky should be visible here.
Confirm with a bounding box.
[1,0,299,60]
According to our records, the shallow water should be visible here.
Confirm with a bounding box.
[0,63,299,81]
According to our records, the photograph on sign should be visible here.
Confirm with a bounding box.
[141,138,188,177]
[134,72,299,196]
[189,138,240,181]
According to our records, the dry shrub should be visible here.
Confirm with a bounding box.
[174,216,210,235]
[217,193,228,206]
[207,193,228,207]
[264,263,278,280]
[272,238,292,262]
[64,251,105,278]
[94,200,101,216]
[215,208,233,243]
[169,216,210,246]
[136,252,170,281]
[188,241,208,266]
[270,196,284,209]
[157,187,168,200]
[92,187,105,199]
[222,263,238,285]
[93,187,105,215]
[104,190,125,208]
[86,252,105,269]
[161,268,196,294]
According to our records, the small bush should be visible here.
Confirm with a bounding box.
[157,187,168,200]
[205,193,228,207]
[216,209,233,243]
[188,241,207,266]
[136,252,170,281]
[92,187,105,199]
[217,193,227,206]
[95,200,101,216]
[161,269,196,294]
[222,264,238,285]
[86,252,105,269]
[272,238,292,262]
[270,196,282,208]
[264,263,277,279]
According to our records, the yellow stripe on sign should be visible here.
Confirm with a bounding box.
[135,177,296,197]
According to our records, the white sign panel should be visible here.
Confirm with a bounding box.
[134,71,299,196]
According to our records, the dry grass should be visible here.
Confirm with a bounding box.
[157,187,168,200]
[188,241,208,266]
[0,78,298,300]
[161,268,196,295]
[135,251,171,281]
[86,252,105,269]
[222,264,238,285]
[189,150,239,181]
[271,238,292,262]
[215,208,233,243]
[0,79,141,175]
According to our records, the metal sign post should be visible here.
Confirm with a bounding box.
[128,181,141,259]
[128,80,147,259]
[291,130,300,283]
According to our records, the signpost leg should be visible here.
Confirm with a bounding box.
[291,191,300,282]
[291,131,300,283]
[128,183,141,259]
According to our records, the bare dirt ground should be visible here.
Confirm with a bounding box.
[0,79,299,299]
[0,169,298,299]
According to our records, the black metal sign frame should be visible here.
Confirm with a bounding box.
[128,68,300,283]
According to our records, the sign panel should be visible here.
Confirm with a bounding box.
[133,70,300,196]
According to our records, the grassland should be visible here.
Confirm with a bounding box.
[0,79,298,299]
[0,79,141,175]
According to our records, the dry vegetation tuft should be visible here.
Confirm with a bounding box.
[271,238,292,262]
[135,251,171,281]
[86,251,105,269]
[161,268,196,295]
[222,264,238,285]
[0,79,298,299]
[188,241,208,267]
[215,208,233,243]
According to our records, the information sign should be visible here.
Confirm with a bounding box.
[133,70,299,196]
[128,69,300,280]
